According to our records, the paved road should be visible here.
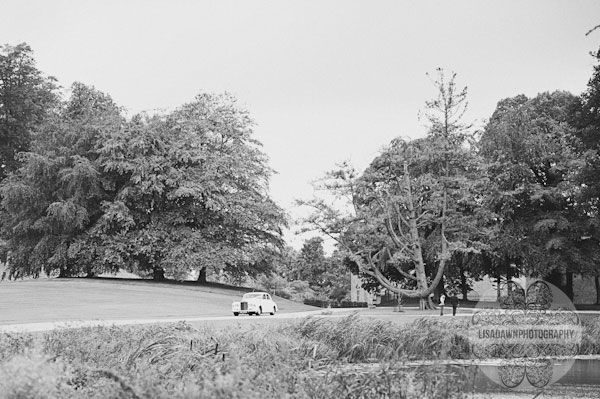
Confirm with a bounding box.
[0,306,479,333]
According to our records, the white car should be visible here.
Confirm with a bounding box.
[232,292,277,316]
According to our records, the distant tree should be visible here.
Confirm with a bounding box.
[273,245,300,281]
[298,237,326,282]
[294,238,350,300]
[0,43,58,181]
[321,250,351,302]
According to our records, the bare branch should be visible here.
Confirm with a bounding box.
[586,24,600,36]
[393,264,418,281]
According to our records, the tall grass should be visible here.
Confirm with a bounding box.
[0,318,474,399]
[1,314,598,398]
[292,313,471,362]
[581,316,600,355]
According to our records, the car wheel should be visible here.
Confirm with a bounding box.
[233,312,239,316]
[270,306,276,315]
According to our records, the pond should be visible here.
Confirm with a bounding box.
[469,359,600,392]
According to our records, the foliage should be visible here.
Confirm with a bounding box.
[0,318,476,399]
[298,237,327,282]
[580,316,600,354]
[270,242,350,302]
[0,83,121,278]
[0,353,72,399]
[568,46,600,293]
[93,93,286,280]
[294,314,470,362]
[0,81,286,280]
[300,70,492,308]
[2,315,600,397]
[0,43,58,181]
[479,91,600,279]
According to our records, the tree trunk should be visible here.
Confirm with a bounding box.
[566,272,573,300]
[404,162,432,308]
[496,275,501,300]
[58,267,68,278]
[595,276,600,305]
[460,265,468,301]
[153,267,165,281]
[197,266,207,283]
[558,267,568,291]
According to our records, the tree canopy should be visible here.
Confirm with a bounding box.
[2,42,600,305]
[301,70,492,308]
[0,83,286,281]
[0,43,58,181]
[479,91,600,281]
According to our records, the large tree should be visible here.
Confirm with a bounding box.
[95,93,286,281]
[0,83,122,278]
[1,87,286,281]
[0,43,58,181]
[479,91,600,298]
[569,45,600,303]
[302,70,491,309]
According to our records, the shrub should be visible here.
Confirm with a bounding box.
[0,352,72,399]
[580,316,600,355]
[0,333,35,361]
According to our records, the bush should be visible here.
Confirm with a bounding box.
[0,333,36,361]
[303,299,368,308]
[580,316,600,354]
[340,300,368,308]
[0,352,72,399]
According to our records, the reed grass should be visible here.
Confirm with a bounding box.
[1,314,598,398]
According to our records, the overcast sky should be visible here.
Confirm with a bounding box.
[2,0,600,248]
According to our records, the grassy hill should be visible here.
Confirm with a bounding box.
[0,277,315,325]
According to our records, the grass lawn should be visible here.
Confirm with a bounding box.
[0,277,316,325]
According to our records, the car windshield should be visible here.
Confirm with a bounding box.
[242,293,263,299]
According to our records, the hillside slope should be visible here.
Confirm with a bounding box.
[0,278,316,325]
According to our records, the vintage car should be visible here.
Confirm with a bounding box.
[232,292,277,316]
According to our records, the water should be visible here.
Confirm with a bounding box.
[469,359,600,392]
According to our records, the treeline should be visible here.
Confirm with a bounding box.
[0,43,286,282]
[2,42,600,306]
[302,51,600,306]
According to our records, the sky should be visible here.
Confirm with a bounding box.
[2,0,600,249]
